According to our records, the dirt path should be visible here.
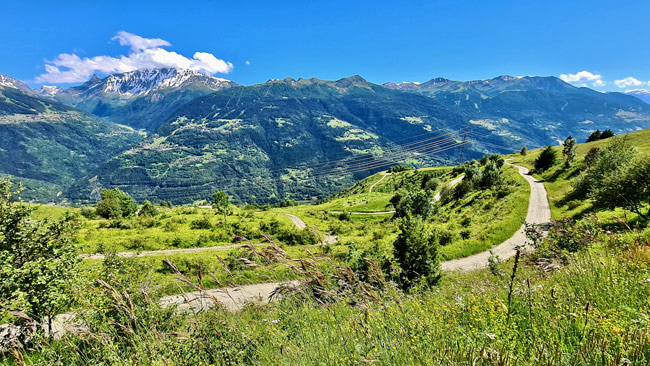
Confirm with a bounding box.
[433,174,464,202]
[329,174,465,215]
[37,165,549,337]
[159,280,300,313]
[368,172,389,193]
[441,161,550,272]
[284,213,339,244]
[79,244,256,260]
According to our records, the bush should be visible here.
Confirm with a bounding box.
[190,216,213,230]
[96,188,138,219]
[392,215,441,291]
[534,145,557,173]
[573,138,637,198]
[139,200,158,216]
[590,156,650,219]
[582,147,600,169]
[338,211,351,221]
[80,207,97,219]
[392,189,435,219]
[388,164,412,173]
[520,146,528,156]
[0,178,79,330]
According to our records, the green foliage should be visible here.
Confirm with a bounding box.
[211,190,231,225]
[534,145,557,173]
[392,189,435,219]
[479,160,503,189]
[590,156,650,219]
[562,136,577,167]
[190,216,213,230]
[96,188,138,219]
[520,146,528,155]
[388,164,412,173]
[392,215,441,290]
[0,178,79,329]
[138,200,158,217]
[586,129,615,143]
[573,137,637,198]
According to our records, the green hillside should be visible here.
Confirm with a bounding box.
[0,87,144,202]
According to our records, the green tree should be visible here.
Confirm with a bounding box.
[520,146,528,156]
[139,200,158,216]
[96,188,137,219]
[586,129,602,143]
[392,189,435,220]
[480,160,503,189]
[0,178,79,334]
[211,190,231,225]
[600,129,615,140]
[573,138,637,198]
[562,136,577,168]
[392,215,441,290]
[590,157,650,219]
[534,145,557,173]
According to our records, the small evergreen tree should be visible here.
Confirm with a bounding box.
[562,136,577,168]
[392,215,441,290]
[211,190,231,225]
[586,130,602,143]
[534,146,557,173]
[520,146,528,156]
[600,129,615,140]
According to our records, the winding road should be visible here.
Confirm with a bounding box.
[156,162,548,311]
[52,162,549,328]
[368,172,389,193]
[442,161,550,271]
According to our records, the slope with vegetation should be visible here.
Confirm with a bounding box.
[0,86,144,202]
[2,128,650,364]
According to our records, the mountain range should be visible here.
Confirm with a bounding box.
[1,69,649,204]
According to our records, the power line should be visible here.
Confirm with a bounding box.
[308,131,469,174]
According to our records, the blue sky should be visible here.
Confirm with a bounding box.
[1,0,649,91]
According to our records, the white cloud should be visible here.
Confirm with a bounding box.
[245,60,251,66]
[36,31,234,83]
[559,70,602,83]
[112,31,170,52]
[592,79,606,87]
[614,77,643,88]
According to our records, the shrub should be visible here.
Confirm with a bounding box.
[534,145,557,173]
[80,207,97,219]
[0,178,79,332]
[393,189,435,219]
[96,188,137,219]
[190,216,213,230]
[338,211,351,221]
[480,160,502,189]
[590,156,650,219]
[139,200,158,216]
[520,146,528,156]
[388,164,412,173]
[547,216,601,252]
[582,147,600,169]
[573,138,637,198]
[392,215,441,291]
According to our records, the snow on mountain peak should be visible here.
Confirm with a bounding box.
[0,74,33,94]
[100,68,237,97]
